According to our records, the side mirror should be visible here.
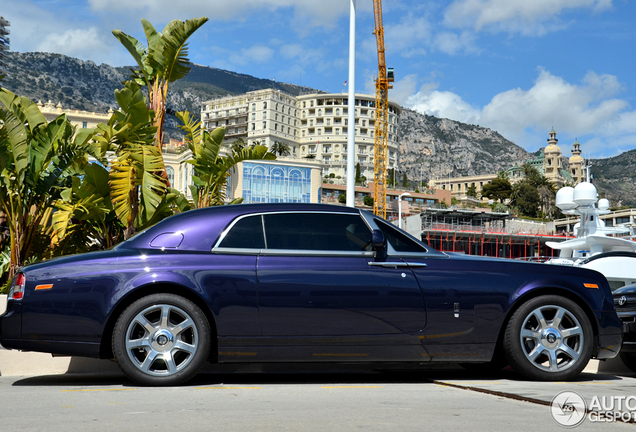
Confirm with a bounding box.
[372,229,386,250]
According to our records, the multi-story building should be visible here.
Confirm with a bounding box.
[201,89,401,181]
[38,100,112,128]
[0,16,10,78]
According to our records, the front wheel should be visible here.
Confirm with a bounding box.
[504,295,593,381]
[112,293,211,386]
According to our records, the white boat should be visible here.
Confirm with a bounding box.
[546,181,636,290]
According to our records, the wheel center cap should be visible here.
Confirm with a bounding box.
[542,328,561,348]
[153,329,174,350]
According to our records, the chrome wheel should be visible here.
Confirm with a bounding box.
[124,303,199,377]
[519,304,584,373]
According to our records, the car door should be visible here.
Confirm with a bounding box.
[371,218,478,349]
[256,211,427,339]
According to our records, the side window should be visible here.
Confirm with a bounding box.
[263,213,372,251]
[375,219,428,253]
[218,215,265,249]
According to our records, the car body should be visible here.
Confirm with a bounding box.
[0,203,622,385]
[612,283,636,371]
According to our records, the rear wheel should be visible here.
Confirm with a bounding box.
[504,295,593,381]
[112,293,211,386]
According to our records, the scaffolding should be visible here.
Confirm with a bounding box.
[419,208,572,260]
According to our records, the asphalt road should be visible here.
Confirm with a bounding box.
[1,364,635,432]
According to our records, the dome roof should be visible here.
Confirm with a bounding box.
[544,143,561,154]
[569,154,584,163]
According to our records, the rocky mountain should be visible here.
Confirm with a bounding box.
[2,51,634,205]
[590,150,636,207]
[1,52,317,139]
[397,108,530,182]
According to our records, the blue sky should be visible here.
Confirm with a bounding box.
[4,0,636,159]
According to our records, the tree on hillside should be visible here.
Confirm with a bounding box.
[514,183,541,218]
[402,173,408,188]
[481,177,512,202]
[466,185,478,198]
[355,163,361,183]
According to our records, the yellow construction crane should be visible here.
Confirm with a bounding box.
[372,0,394,219]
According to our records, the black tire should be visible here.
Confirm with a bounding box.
[112,293,211,386]
[504,295,593,381]
[620,352,636,373]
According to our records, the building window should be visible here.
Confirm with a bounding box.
[82,121,88,128]
[251,123,255,131]
[263,112,267,119]
[263,121,267,129]
[166,166,174,186]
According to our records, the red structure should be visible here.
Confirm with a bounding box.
[420,208,572,261]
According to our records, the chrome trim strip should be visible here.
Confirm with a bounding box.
[260,249,374,257]
[211,247,263,255]
[367,262,428,268]
[213,210,362,251]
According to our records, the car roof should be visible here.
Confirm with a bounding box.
[119,203,362,252]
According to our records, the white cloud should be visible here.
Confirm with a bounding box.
[36,27,114,63]
[280,44,326,66]
[480,69,627,142]
[3,1,129,66]
[406,83,481,125]
[390,74,420,105]
[404,68,635,156]
[384,14,432,58]
[87,0,353,29]
[433,31,478,55]
[444,0,613,36]
[229,45,274,66]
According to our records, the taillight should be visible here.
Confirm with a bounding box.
[8,273,25,300]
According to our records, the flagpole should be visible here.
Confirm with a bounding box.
[346,0,356,208]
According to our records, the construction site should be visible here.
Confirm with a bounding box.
[419,208,572,260]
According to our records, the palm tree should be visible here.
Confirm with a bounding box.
[51,163,124,252]
[92,81,190,239]
[112,17,208,165]
[0,89,96,281]
[231,138,246,153]
[176,111,276,208]
[270,141,291,157]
